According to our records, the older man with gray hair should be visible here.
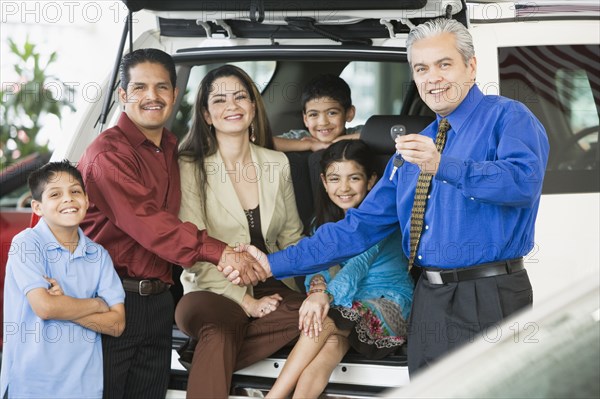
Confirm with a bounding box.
[227,18,549,374]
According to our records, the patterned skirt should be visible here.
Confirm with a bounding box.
[329,298,408,360]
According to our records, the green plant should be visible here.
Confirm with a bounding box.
[0,37,76,167]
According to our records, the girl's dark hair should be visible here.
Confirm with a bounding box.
[178,64,273,220]
[28,160,85,201]
[312,140,376,230]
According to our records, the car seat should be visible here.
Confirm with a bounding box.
[359,115,436,177]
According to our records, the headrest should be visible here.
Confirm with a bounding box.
[360,115,435,155]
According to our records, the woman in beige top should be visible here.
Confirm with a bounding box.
[175,65,305,398]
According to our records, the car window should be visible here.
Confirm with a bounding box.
[498,44,599,194]
[341,61,411,125]
[185,61,276,98]
[555,69,598,147]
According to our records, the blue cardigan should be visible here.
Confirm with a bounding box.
[305,228,413,320]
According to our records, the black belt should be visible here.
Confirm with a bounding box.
[122,278,171,296]
[421,258,524,285]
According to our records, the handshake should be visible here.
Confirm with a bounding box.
[216,244,272,286]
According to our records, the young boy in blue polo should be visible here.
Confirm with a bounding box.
[1,160,125,399]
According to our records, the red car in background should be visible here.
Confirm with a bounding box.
[0,152,51,348]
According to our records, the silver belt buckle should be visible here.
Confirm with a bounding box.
[425,270,444,285]
[138,279,151,296]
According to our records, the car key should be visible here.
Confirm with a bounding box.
[389,124,406,181]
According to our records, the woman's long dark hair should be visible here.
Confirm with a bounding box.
[312,140,377,230]
[178,65,274,221]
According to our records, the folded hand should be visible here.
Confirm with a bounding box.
[242,294,283,318]
[301,136,330,152]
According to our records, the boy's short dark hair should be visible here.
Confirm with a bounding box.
[28,160,85,201]
[301,74,353,112]
[119,48,177,90]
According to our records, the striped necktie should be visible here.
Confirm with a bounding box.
[408,118,450,269]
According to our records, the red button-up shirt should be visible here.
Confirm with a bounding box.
[78,113,226,284]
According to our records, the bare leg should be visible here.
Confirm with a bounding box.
[266,317,349,399]
[292,334,351,399]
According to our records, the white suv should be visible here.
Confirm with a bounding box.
[52,1,599,397]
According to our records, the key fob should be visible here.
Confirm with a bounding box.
[390,124,407,140]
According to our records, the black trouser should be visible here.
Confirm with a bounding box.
[102,290,174,399]
[407,269,533,375]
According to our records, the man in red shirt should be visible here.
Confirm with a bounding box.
[78,48,265,399]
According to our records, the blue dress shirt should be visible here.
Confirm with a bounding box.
[269,85,549,278]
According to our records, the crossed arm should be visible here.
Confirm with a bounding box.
[26,278,125,337]
[273,133,360,153]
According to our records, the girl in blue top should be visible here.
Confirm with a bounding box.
[266,140,414,399]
